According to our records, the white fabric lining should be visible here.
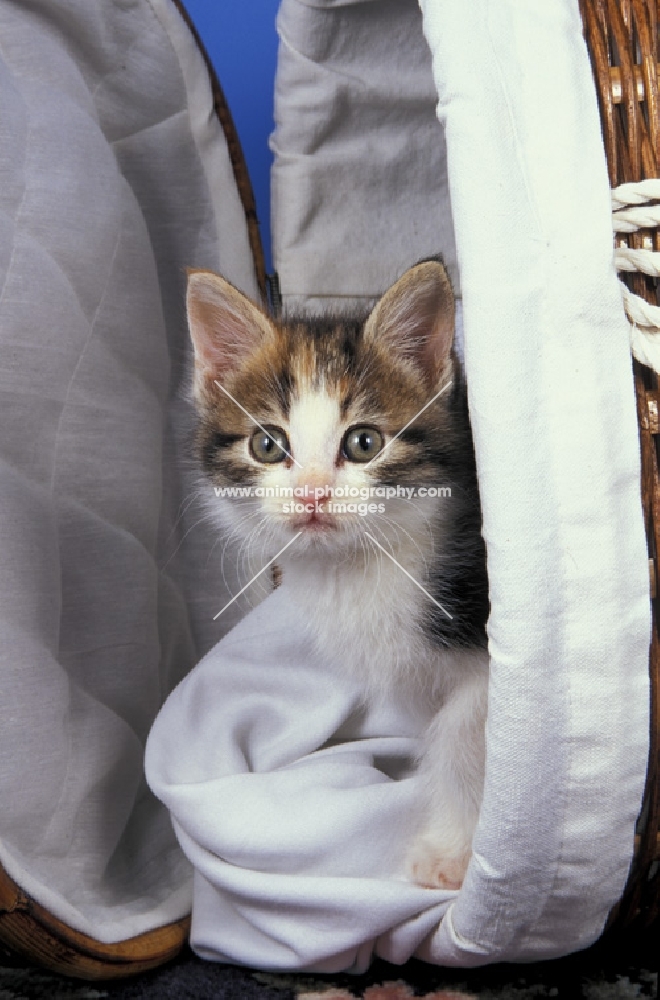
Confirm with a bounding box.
[271,0,459,311]
[0,0,260,942]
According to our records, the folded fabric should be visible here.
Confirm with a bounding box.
[145,583,459,973]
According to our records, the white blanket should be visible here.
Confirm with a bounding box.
[0,0,259,942]
[146,0,650,971]
[146,585,455,973]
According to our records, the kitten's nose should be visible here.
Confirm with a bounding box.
[299,487,331,503]
[294,472,332,500]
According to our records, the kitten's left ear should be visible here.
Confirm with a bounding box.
[186,270,275,397]
[364,260,455,383]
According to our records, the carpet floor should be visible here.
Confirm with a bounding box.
[0,927,656,1000]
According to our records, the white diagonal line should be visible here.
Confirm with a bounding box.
[364,531,452,620]
[365,378,453,468]
[214,380,303,468]
[213,532,303,620]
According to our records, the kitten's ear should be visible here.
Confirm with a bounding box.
[364,260,455,383]
[186,270,275,395]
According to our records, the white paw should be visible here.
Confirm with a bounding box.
[406,836,471,890]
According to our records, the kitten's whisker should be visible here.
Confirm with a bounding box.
[213,532,303,620]
[162,488,204,551]
[340,528,366,570]
[219,529,242,595]
[213,380,303,468]
[400,498,442,560]
[376,515,407,551]
[215,507,264,583]
[242,516,276,598]
[362,530,385,592]
[375,510,434,578]
[362,519,401,593]
[362,517,395,557]
[158,477,217,569]
[356,528,375,589]
[364,531,452,620]
[159,508,216,573]
[236,516,268,593]
[242,516,276,602]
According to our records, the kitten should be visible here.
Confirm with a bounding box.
[186,260,489,889]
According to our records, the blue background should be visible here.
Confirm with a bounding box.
[184,0,281,273]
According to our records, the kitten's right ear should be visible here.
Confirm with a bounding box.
[364,260,455,386]
[186,270,275,396]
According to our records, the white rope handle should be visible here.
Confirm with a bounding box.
[612,180,660,372]
[613,204,660,233]
[611,178,660,209]
[615,247,660,276]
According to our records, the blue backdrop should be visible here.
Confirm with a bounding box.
[184,0,280,273]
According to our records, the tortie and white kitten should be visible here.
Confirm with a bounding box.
[186,260,489,890]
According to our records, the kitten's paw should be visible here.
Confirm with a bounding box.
[406,837,470,890]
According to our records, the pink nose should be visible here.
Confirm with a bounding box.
[293,476,332,502]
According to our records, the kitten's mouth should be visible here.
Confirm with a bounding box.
[291,511,336,531]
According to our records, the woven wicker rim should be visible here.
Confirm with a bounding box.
[172,0,267,302]
[580,0,660,934]
[0,866,190,980]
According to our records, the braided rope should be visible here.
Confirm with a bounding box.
[612,180,660,371]
[615,248,660,275]
[611,178,660,209]
[613,205,660,232]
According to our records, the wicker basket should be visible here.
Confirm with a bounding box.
[580,0,660,935]
[1,0,657,981]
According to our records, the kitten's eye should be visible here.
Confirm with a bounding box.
[342,425,384,463]
[249,425,289,464]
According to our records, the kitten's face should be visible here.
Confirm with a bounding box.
[187,262,458,563]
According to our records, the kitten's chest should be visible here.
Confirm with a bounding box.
[281,554,439,693]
